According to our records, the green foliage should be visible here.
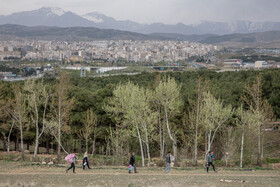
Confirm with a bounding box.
[1,69,280,166]
[263,157,280,164]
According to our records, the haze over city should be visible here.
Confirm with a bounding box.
[1,0,280,24]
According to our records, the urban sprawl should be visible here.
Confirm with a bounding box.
[0,40,218,62]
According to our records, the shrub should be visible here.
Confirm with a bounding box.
[155,159,166,167]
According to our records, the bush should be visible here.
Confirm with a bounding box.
[155,159,166,167]
[263,157,280,164]
[213,160,226,167]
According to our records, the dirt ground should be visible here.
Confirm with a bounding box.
[0,161,279,187]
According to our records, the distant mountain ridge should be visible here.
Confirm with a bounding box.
[1,7,280,35]
[0,24,157,41]
[1,24,280,49]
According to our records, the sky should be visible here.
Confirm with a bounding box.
[1,0,280,24]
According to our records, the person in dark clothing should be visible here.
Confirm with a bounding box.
[66,154,77,174]
[82,152,91,170]
[164,152,171,174]
[129,152,137,173]
[206,151,216,173]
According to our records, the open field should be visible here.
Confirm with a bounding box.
[0,161,279,187]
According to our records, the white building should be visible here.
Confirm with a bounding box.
[255,61,268,69]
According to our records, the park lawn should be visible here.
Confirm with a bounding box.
[0,161,279,187]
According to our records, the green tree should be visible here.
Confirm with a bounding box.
[200,92,233,160]
[105,82,155,166]
[154,76,182,163]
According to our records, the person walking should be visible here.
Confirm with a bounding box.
[66,153,77,174]
[129,152,137,173]
[83,152,91,170]
[164,152,171,174]
[206,151,216,173]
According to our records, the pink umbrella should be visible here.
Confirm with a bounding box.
[65,153,75,163]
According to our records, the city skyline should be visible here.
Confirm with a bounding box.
[1,0,280,25]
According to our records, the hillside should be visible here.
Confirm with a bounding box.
[0,24,159,41]
[1,24,280,48]
[200,31,280,47]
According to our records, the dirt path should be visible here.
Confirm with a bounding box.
[0,171,279,177]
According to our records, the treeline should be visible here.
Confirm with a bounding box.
[0,69,280,167]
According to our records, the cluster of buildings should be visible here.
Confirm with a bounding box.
[0,40,220,63]
[222,59,280,69]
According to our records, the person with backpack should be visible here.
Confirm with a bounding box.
[82,152,91,170]
[164,152,172,174]
[66,153,77,174]
[129,152,137,173]
[206,151,216,173]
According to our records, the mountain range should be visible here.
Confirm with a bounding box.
[1,24,280,49]
[1,7,280,35]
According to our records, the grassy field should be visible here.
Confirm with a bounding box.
[0,160,279,187]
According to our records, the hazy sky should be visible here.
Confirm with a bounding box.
[1,0,280,24]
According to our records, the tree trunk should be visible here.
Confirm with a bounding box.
[159,112,164,160]
[19,122,24,161]
[51,136,54,154]
[33,96,40,161]
[92,137,96,155]
[46,137,50,154]
[261,132,264,160]
[57,95,62,162]
[33,128,39,161]
[164,105,177,163]
[194,124,198,165]
[203,131,207,167]
[7,138,10,158]
[136,124,145,167]
[240,128,244,168]
[207,130,211,152]
[257,126,262,166]
[194,77,201,166]
[144,125,151,167]
[85,137,88,153]
[57,129,61,162]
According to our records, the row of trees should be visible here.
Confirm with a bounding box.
[103,74,274,167]
[0,70,278,167]
[1,72,82,162]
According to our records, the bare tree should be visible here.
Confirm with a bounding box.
[10,85,26,161]
[0,93,15,158]
[80,108,96,153]
[45,120,69,155]
[49,71,74,162]
[235,105,257,168]
[242,74,274,166]
[0,119,15,158]
[188,77,208,165]
[24,79,50,161]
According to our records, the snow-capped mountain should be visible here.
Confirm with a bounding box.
[1,7,280,35]
[0,7,95,27]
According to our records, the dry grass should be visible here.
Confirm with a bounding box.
[0,160,279,187]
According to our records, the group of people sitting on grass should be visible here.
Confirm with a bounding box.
[65,151,216,174]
